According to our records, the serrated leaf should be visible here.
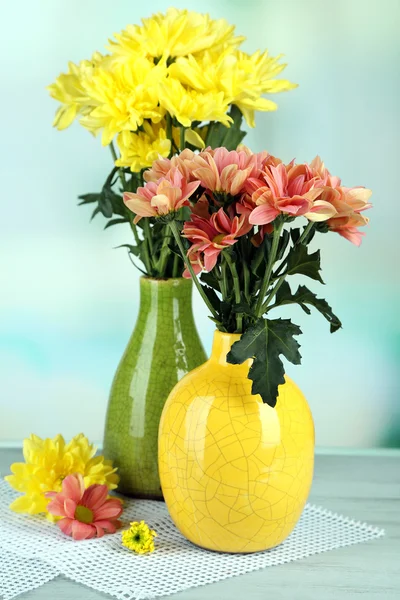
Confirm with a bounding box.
[274,282,342,333]
[227,318,302,406]
[286,243,324,283]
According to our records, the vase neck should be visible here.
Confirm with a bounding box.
[138,277,193,310]
[209,330,251,373]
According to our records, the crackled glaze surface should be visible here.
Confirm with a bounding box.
[103,277,207,499]
[159,330,314,552]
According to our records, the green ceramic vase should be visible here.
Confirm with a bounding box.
[103,277,206,499]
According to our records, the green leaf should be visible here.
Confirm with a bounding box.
[286,243,324,283]
[78,193,101,205]
[227,318,302,407]
[205,106,247,150]
[200,271,220,291]
[115,243,142,257]
[90,206,101,221]
[104,218,129,229]
[202,285,221,312]
[274,282,342,333]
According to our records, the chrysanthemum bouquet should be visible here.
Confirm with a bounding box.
[123,146,372,406]
[48,8,296,277]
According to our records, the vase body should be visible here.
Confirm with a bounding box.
[103,277,207,499]
[159,330,314,552]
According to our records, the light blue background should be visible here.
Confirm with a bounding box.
[1,0,399,447]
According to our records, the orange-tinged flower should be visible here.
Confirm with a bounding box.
[189,146,264,196]
[307,157,372,245]
[46,474,123,540]
[183,207,250,276]
[123,168,200,222]
[143,148,196,183]
[247,161,336,225]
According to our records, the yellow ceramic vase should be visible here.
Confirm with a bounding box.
[158,330,315,553]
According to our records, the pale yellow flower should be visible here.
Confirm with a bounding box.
[47,52,104,130]
[159,78,232,128]
[5,434,119,517]
[116,121,171,172]
[121,520,157,554]
[108,8,243,61]
[170,49,297,127]
[80,57,167,145]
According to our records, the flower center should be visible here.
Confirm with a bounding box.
[134,533,141,542]
[74,505,94,524]
[212,233,225,245]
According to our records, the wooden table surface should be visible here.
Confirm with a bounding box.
[1,449,399,600]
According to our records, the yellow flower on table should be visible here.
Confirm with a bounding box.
[122,520,157,554]
[5,434,119,517]
[116,121,171,172]
[108,7,243,60]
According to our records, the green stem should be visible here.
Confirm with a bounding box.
[180,126,186,151]
[220,260,228,300]
[255,220,284,318]
[169,220,219,318]
[274,221,315,279]
[172,252,180,278]
[157,228,172,277]
[224,252,242,332]
[109,141,141,248]
[142,219,154,275]
[110,141,127,188]
[261,221,316,313]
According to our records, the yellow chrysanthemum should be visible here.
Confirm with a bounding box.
[5,434,119,517]
[116,121,171,172]
[80,57,167,145]
[159,78,232,129]
[109,7,244,61]
[121,521,157,554]
[169,49,298,127]
[47,52,104,130]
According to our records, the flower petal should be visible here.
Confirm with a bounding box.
[93,499,123,521]
[58,518,73,537]
[93,519,117,534]
[249,204,279,225]
[61,474,84,504]
[71,521,96,541]
[64,498,77,519]
[47,498,67,517]
[81,484,108,511]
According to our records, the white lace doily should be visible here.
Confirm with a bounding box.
[0,478,384,600]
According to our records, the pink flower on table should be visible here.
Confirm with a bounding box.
[46,473,123,540]
[189,147,264,196]
[123,168,200,223]
[246,161,336,225]
[182,207,251,277]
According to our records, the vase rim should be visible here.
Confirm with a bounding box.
[140,276,192,286]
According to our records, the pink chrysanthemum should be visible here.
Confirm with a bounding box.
[46,473,123,540]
